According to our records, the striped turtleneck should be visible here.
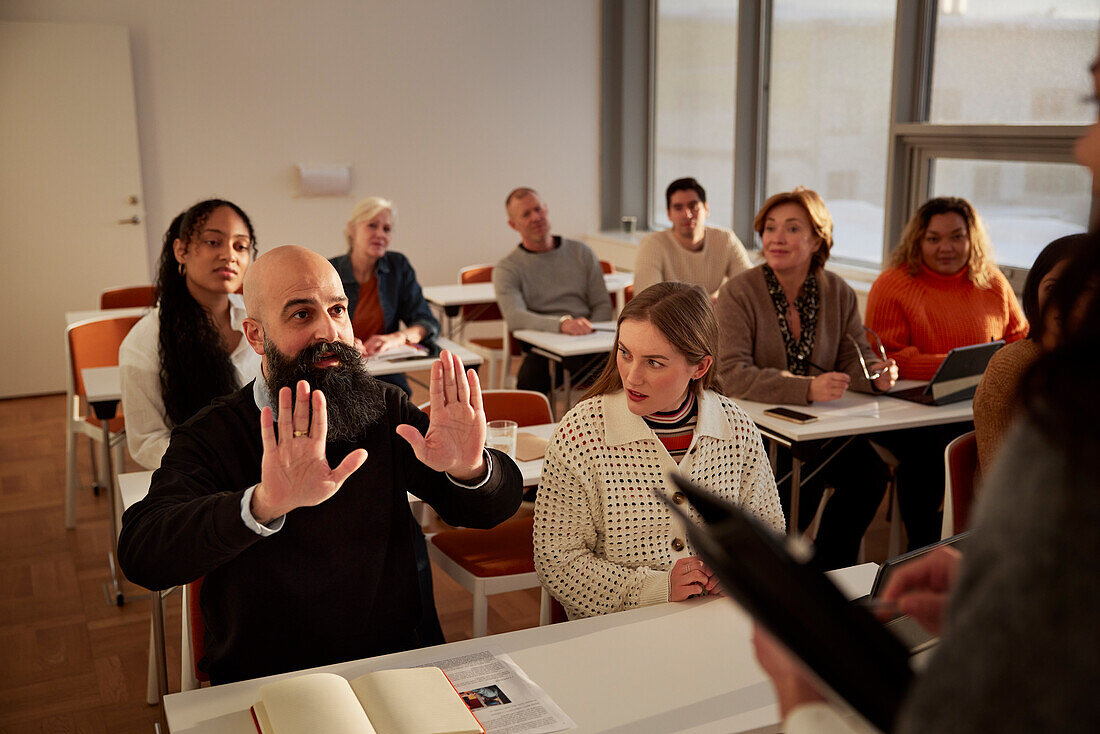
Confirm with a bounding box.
[642,389,699,460]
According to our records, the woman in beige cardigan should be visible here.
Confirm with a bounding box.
[715,187,897,569]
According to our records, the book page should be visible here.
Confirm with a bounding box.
[349,667,482,734]
[257,673,377,734]
[419,649,575,734]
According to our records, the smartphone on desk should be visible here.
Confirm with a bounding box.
[762,406,818,424]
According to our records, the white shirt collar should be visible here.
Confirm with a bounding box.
[602,388,732,446]
[228,292,248,332]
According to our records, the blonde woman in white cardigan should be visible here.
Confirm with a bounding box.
[533,282,784,620]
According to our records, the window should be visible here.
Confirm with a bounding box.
[651,0,738,229]
[931,158,1091,268]
[767,0,896,265]
[929,0,1098,125]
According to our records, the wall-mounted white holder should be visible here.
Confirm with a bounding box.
[296,164,352,196]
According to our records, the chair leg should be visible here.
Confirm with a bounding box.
[89,436,104,496]
[539,588,551,626]
[65,423,79,528]
[472,590,488,638]
[146,620,158,705]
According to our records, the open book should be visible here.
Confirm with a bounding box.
[250,667,484,734]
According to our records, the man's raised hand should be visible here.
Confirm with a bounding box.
[251,380,368,524]
[395,350,487,482]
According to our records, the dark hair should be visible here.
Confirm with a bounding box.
[665,178,707,210]
[156,199,258,426]
[582,282,719,401]
[1022,233,1089,343]
[1021,230,1100,458]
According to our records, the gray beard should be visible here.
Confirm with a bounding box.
[263,337,384,442]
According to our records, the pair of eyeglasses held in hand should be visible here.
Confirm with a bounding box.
[797,327,890,381]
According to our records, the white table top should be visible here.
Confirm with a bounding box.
[119,470,154,511]
[363,338,482,376]
[81,366,121,403]
[163,563,878,733]
[65,306,148,327]
[423,274,632,308]
[734,381,973,443]
[511,323,616,359]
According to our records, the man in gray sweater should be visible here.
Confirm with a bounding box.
[492,187,614,393]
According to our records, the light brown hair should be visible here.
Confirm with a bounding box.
[505,187,539,211]
[753,186,833,270]
[889,197,997,288]
[582,282,720,401]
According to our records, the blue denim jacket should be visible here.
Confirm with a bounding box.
[329,252,440,341]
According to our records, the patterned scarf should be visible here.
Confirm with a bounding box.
[762,264,819,375]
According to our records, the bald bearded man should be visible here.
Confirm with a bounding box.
[119,246,522,684]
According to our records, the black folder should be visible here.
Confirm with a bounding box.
[661,474,914,732]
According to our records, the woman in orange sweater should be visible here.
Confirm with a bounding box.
[866,197,1027,380]
[867,197,1026,549]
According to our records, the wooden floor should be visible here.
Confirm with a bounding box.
[0,375,893,731]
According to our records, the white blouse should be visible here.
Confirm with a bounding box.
[119,294,261,470]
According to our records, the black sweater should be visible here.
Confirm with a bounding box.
[118,381,522,683]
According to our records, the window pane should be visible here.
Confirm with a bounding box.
[930,1,1099,124]
[652,0,738,229]
[767,1,896,266]
[931,158,1091,269]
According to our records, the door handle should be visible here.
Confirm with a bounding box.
[117,215,141,225]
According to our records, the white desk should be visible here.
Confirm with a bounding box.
[365,338,481,380]
[734,383,973,537]
[511,325,615,419]
[163,563,878,733]
[423,273,633,339]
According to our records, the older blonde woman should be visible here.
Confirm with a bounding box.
[329,197,439,394]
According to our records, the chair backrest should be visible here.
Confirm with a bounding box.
[623,283,634,304]
[944,431,978,534]
[67,315,142,398]
[599,260,614,274]
[419,389,552,427]
[459,265,503,322]
[100,285,157,309]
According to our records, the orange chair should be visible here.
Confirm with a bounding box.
[942,431,978,539]
[64,315,140,528]
[599,259,615,274]
[100,285,157,309]
[458,265,520,389]
[420,390,553,636]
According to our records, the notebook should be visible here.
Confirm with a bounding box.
[888,341,1004,405]
[660,474,914,733]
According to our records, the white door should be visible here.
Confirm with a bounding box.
[0,21,148,398]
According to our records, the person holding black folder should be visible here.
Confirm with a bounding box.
[754,48,1100,733]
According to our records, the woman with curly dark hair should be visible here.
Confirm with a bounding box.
[120,199,260,469]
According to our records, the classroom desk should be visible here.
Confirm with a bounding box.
[162,563,879,733]
[511,325,616,419]
[365,337,481,386]
[734,383,974,537]
[423,273,633,340]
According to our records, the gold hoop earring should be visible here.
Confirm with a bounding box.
[178,262,186,277]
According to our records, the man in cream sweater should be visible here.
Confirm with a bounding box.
[633,177,753,300]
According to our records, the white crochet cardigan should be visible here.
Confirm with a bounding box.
[533,389,784,619]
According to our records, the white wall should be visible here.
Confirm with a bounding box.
[0,0,601,286]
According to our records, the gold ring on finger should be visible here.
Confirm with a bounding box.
[293,430,309,438]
